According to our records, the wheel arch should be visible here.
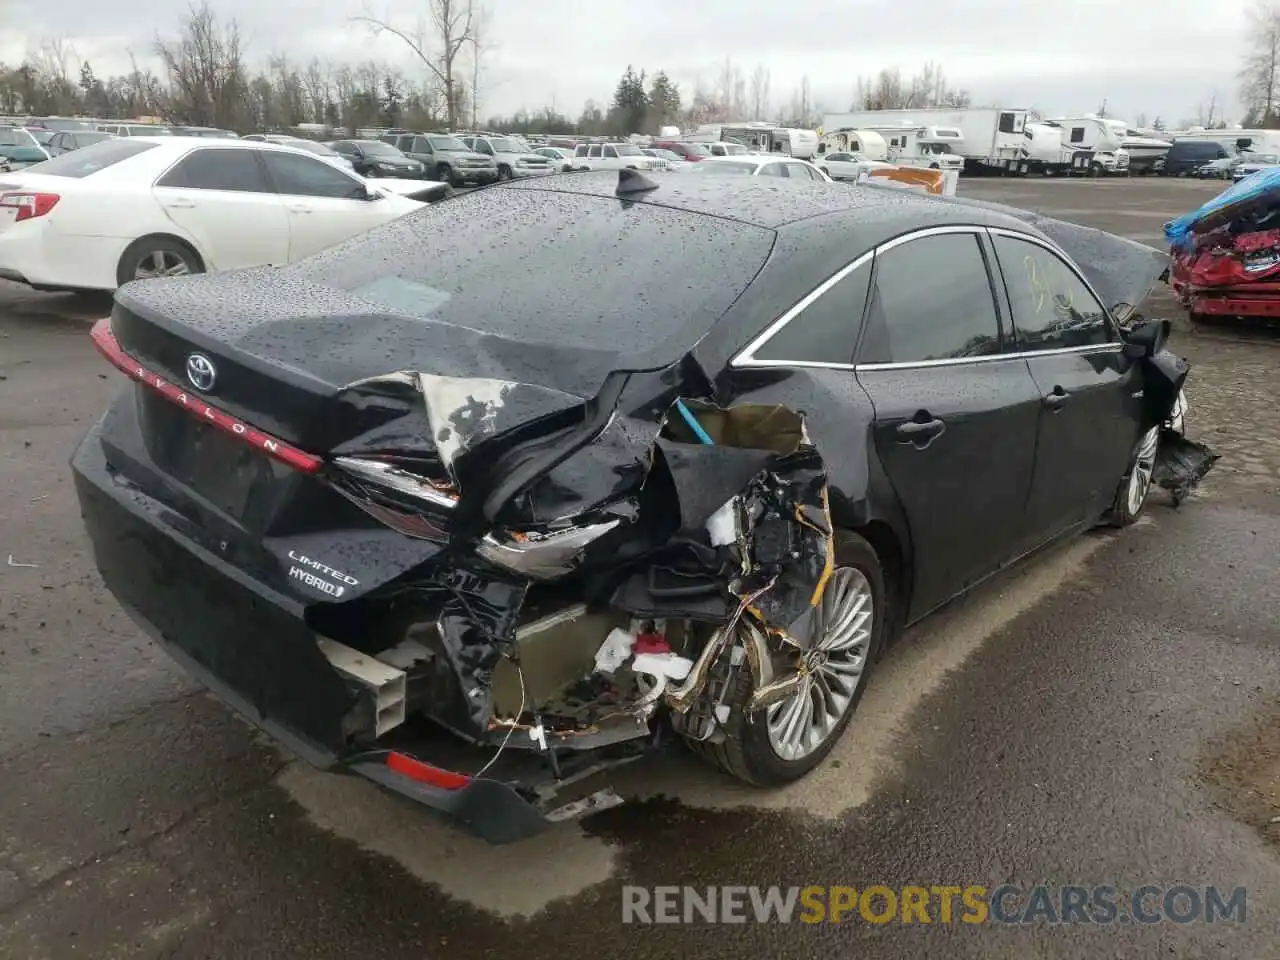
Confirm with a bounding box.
[115,232,207,286]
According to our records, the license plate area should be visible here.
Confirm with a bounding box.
[140,391,283,524]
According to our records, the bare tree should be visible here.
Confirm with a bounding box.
[748,63,771,120]
[30,37,78,112]
[300,58,332,125]
[1192,89,1226,128]
[786,75,812,126]
[714,57,743,120]
[468,2,492,130]
[1240,0,1280,125]
[155,3,249,128]
[354,0,477,130]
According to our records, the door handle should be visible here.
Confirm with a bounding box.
[896,417,946,444]
[162,198,196,209]
[1043,387,1071,410]
[286,204,312,214]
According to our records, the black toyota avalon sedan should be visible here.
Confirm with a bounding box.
[72,171,1210,843]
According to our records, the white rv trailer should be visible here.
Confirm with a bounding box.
[687,122,819,159]
[821,107,1031,173]
[1043,117,1130,174]
[819,128,888,161]
[859,124,964,172]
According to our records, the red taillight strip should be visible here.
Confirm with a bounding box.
[89,317,324,475]
[386,751,472,790]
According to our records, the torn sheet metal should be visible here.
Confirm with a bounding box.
[425,566,529,738]
[415,373,584,480]
[1153,430,1220,507]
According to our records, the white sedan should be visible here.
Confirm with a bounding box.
[816,151,897,181]
[687,155,834,181]
[0,137,448,292]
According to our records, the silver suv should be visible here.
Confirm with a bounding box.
[458,135,554,180]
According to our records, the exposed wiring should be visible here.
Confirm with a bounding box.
[475,657,527,780]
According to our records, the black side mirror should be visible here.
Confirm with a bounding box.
[1121,317,1170,360]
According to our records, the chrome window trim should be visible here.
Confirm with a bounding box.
[730,223,1119,372]
[856,342,1121,373]
[731,224,982,369]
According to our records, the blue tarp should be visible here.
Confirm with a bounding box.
[1164,167,1280,250]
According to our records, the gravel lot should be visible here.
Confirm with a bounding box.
[0,176,1277,959]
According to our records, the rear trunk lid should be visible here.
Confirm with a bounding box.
[111,270,619,454]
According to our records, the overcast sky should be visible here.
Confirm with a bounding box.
[0,0,1252,125]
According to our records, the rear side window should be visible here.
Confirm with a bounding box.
[20,139,158,178]
[753,261,872,364]
[992,235,1111,350]
[859,233,1002,364]
[156,148,271,192]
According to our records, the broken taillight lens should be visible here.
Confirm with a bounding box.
[329,455,458,542]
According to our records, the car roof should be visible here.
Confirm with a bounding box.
[499,170,1038,235]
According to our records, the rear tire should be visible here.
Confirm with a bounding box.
[116,236,203,287]
[687,531,888,786]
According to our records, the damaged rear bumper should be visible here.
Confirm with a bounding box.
[72,418,562,843]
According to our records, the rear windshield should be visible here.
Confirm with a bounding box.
[0,128,37,147]
[22,139,158,178]
[691,160,758,175]
[287,139,340,158]
[289,188,774,373]
[357,140,402,157]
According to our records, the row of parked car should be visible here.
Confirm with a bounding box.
[1158,138,1280,181]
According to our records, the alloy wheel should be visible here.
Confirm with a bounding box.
[1126,426,1160,516]
[134,250,191,280]
[766,566,874,762]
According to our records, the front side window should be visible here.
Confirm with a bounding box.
[604,146,618,158]
[998,113,1015,134]
[992,235,1110,351]
[786,162,818,180]
[588,145,602,159]
[758,163,787,177]
[859,232,1002,364]
[263,151,365,199]
[156,148,271,192]
[753,260,872,364]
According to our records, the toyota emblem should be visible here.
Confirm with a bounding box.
[185,353,217,392]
